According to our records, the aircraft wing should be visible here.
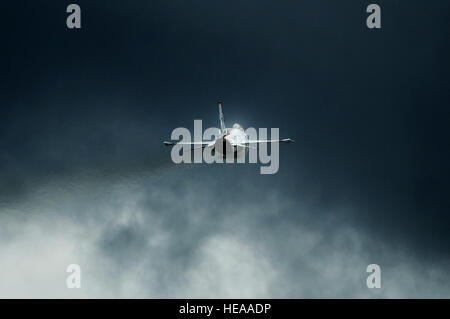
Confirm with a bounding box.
[246,138,294,144]
[163,141,214,150]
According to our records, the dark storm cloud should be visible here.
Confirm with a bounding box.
[0,1,449,297]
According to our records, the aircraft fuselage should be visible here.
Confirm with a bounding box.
[214,125,249,157]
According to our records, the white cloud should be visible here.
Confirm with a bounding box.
[0,168,448,298]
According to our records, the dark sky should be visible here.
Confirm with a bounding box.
[0,1,449,297]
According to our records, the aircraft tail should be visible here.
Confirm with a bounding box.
[218,101,226,135]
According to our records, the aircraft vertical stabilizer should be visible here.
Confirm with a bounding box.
[218,101,226,135]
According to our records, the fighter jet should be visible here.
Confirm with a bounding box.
[163,101,294,157]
